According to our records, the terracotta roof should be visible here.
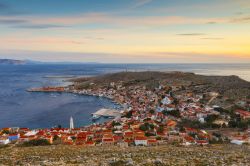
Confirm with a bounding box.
[135,136,147,141]
[236,109,250,116]
[148,139,157,143]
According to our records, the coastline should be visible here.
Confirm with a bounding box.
[2,71,249,149]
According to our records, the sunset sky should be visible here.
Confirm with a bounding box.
[0,0,250,63]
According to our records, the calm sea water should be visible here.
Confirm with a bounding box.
[0,63,249,128]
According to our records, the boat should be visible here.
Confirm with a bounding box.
[91,114,101,120]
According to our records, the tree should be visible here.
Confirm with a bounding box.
[149,123,155,129]
[1,130,10,134]
[124,111,133,118]
[205,114,219,123]
[157,126,164,133]
[112,121,121,126]
[179,126,185,132]
[139,124,147,131]
[149,109,155,114]
[53,135,59,141]
[163,110,181,118]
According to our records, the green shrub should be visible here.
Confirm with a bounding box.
[22,139,51,147]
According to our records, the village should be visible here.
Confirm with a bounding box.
[1,78,250,148]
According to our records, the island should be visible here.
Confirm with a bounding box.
[1,71,250,165]
[0,59,27,65]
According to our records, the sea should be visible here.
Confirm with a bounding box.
[0,63,250,129]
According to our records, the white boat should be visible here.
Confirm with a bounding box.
[91,114,101,120]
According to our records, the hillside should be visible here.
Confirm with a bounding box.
[72,71,250,100]
[0,144,249,165]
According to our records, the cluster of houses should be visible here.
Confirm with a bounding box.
[0,122,210,146]
[1,81,250,147]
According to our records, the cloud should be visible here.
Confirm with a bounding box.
[230,16,250,23]
[13,24,67,29]
[0,2,26,16]
[201,37,224,40]
[0,11,229,29]
[1,50,249,63]
[0,18,28,24]
[176,33,206,36]
[2,37,85,45]
[31,13,224,28]
[207,21,217,24]
[132,0,153,8]
[0,16,67,29]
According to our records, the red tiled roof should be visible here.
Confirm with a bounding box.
[135,136,147,141]
[85,141,95,145]
[196,140,208,144]
[102,138,114,142]
[184,136,195,142]
[236,109,250,116]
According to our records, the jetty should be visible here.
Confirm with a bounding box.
[27,86,65,92]
[92,108,121,118]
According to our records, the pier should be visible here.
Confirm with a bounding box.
[92,108,121,118]
[27,86,65,92]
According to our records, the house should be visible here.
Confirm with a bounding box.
[147,137,158,146]
[182,136,195,145]
[45,136,53,144]
[102,134,114,146]
[235,109,250,120]
[196,140,209,145]
[0,137,10,145]
[166,120,177,128]
[117,141,129,148]
[161,96,172,105]
[168,134,182,143]
[85,141,95,146]
[18,135,36,143]
[8,134,20,141]
[134,137,147,146]
[102,138,114,145]
[124,131,134,140]
[231,140,245,145]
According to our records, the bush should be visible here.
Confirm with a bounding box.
[112,121,121,126]
[123,111,132,118]
[1,130,10,134]
[22,139,51,147]
[139,124,148,131]
[163,110,181,118]
[149,109,155,114]
[0,145,9,149]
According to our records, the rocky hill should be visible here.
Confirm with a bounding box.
[72,71,250,100]
[0,59,26,65]
[0,144,249,165]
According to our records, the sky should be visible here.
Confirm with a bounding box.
[0,0,250,63]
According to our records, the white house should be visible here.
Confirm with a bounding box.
[24,130,39,136]
[134,137,148,146]
[231,140,245,145]
[161,97,172,105]
[0,137,10,145]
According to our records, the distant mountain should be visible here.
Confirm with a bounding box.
[0,59,100,65]
[0,59,27,65]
